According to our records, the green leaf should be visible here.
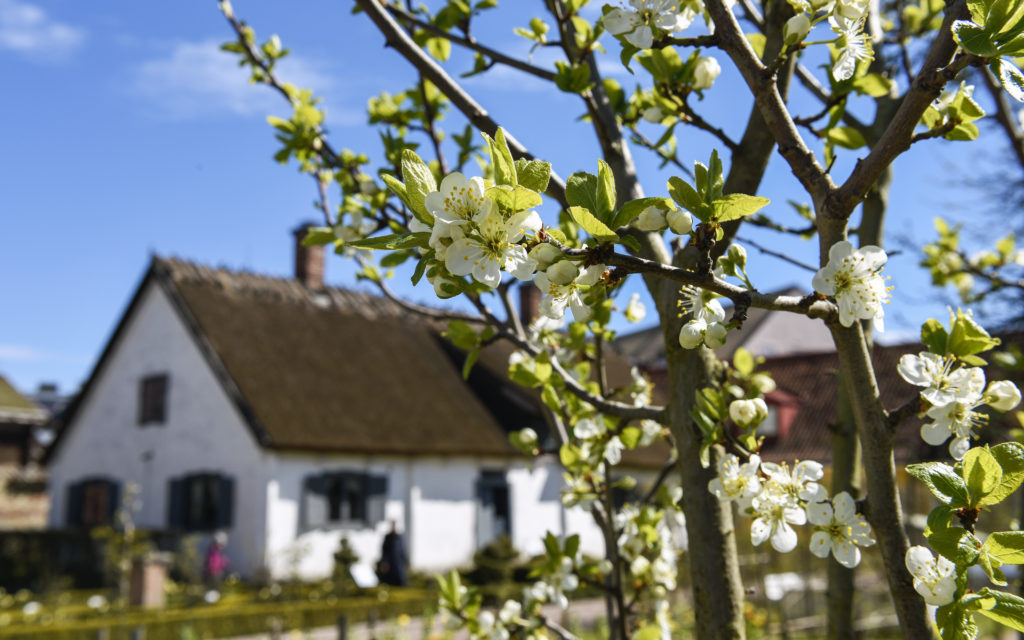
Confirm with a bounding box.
[612,197,674,229]
[953,20,999,56]
[985,531,1024,564]
[381,173,426,223]
[948,308,1001,358]
[851,73,894,97]
[926,526,981,565]
[746,33,766,59]
[565,534,580,560]
[559,443,579,467]
[907,462,970,507]
[515,159,552,193]
[711,194,770,223]
[825,126,868,149]
[936,602,979,640]
[463,345,480,379]
[733,348,755,376]
[667,176,703,214]
[568,207,618,243]
[975,589,1024,631]
[554,60,593,93]
[400,150,438,222]
[596,159,617,221]
[411,255,428,285]
[566,171,601,214]
[541,384,561,412]
[922,318,950,355]
[994,58,1024,102]
[486,184,543,212]
[348,232,430,250]
[302,227,336,246]
[963,446,1003,505]
[631,625,663,640]
[620,426,642,449]
[982,442,1024,506]
[482,129,518,186]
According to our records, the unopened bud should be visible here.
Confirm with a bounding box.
[635,206,668,232]
[692,57,722,91]
[666,208,693,235]
[783,14,811,46]
[642,106,665,123]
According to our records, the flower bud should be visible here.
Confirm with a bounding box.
[519,427,539,446]
[783,14,811,45]
[624,293,647,323]
[431,273,462,299]
[692,57,722,91]
[986,380,1022,412]
[635,206,668,232]
[729,398,768,428]
[642,106,665,123]
[546,260,580,286]
[751,373,777,394]
[529,243,563,270]
[704,321,728,349]
[727,243,747,270]
[679,319,707,349]
[666,208,693,235]
[630,556,651,576]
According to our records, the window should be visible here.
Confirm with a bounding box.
[66,478,119,527]
[476,470,511,547]
[303,471,387,528]
[167,473,234,532]
[138,374,168,425]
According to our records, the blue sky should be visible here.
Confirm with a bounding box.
[0,0,1012,398]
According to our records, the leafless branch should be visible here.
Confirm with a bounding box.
[735,235,818,272]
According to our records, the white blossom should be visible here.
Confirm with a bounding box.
[897,352,985,407]
[546,260,580,285]
[729,398,768,428]
[751,490,806,552]
[922,391,987,460]
[528,243,563,270]
[666,208,693,235]
[604,0,698,49]
[812,240,889,329]
[425,172,493,249]
[534,264,604,322]
[635,206,668,231]
[642,106,666,123]
[639,419,664,446]
[986,380,1022,412]
[446,209,538,287]
[692,56,721,91]
[708,453,763,508]
[624,292,647,323]
[761,460,827,504]
[828,15,872,81]
[807,492,875,568]
[905,546,957,606]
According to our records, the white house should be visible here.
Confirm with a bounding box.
[46,236,667,581]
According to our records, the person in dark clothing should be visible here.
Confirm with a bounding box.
[377,520,408,586]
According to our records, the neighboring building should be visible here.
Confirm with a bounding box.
[0,375,50,529]
[46,236,667,581]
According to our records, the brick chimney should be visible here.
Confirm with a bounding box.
[519,282,541,324]
[292,223,325,289]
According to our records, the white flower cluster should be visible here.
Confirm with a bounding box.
[677,285,728,349]
[529,556,580,610]
[472,600,524,640]
[413,172,541,293]
[898,351,1021,460]
[574,416,626,466]
[709,454,875,566]
[812,240,890,329]
[780,0,873,80]
[616,499,685,639]
[604,0,701,49]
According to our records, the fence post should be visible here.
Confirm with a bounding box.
[337,614,348,640]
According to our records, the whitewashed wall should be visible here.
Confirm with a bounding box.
[47,282,271,575]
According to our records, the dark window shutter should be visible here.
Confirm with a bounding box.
[217,475,235,528]
[366,475,388,525]
[167,477,186,528]
[303,474,328,528]
[106,479,121,524]
[66,482,84,527]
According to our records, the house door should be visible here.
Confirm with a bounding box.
[476,470,511,547]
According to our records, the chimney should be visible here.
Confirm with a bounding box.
[519,282,541,325]
[293,223,325,289]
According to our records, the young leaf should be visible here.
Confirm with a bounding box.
[596,159,617,222]
[482,129,517,186]
[515,159,552,193]
[825,126,868,149]
[711,194,771,223]
[400,149,437,221]
[984,531,1024,564]
[982,442,1024,506]
[948,308,1001,358]
[907,462,970,506]
[486,185,543,212]
[567,206,618,243]
[348,232,430,250]
[963,446,1003,505]
[667,176,704,215]
[921,318,950,355]
[566,171,601,214]
[302,227,336,246]
[974,589,1024,631]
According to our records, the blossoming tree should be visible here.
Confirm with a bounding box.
[219,0,1024,638]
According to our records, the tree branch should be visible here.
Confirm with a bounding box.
[385,3,559,83]
[353,0,568,208]
[980,66,1024,172]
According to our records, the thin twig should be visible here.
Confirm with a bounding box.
[735,235,819,272]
